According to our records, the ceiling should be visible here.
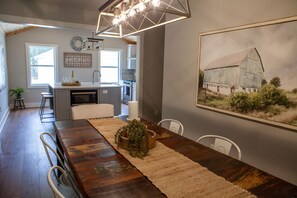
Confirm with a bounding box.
[34,0,107,10]
[3,0,108,12]
[0,0,109,35]
[0,0,109,28]
[0,0,137,42]
[0,21,137,43]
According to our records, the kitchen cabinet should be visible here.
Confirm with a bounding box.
[50,83,122,120]
[127,44,136,58]
[127,59,136,69]
[98,87,121,116]
[54,89,71,121]
[127,44,136,69]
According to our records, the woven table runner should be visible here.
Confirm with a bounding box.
[89,118,256,198]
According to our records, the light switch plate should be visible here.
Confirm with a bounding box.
[102,90,108,94]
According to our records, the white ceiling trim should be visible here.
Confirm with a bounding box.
[0,14,96,30]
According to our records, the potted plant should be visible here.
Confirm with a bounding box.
[115,119,156,158]
[9,87,25,99]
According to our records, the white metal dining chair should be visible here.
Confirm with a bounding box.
[196,135,242,160]
[40,132,81,197]
[48,166,78,198]
[158,119,184,136]
[71,104,114,120]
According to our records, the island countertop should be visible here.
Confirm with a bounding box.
[48,82,122,120]
[49,82,121,89]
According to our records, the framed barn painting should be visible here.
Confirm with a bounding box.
[196,16,297,131]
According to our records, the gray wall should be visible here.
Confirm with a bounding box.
[6,27,127,106]
[0,28,9,132]
[141,27,165,122]
[163,0,297,185]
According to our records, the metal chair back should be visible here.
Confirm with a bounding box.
[197,135,242,160]
[158,119,184,136]
[48,166,77,198]
[40,132,81,197]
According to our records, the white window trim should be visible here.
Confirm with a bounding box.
[25,42,58,88]
[98,48,122,84]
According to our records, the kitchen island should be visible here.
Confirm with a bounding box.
[49,82,121,121]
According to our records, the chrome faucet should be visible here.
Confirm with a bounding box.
[92,70,101,84]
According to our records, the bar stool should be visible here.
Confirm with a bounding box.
[39,92,52,116]
[39,93,54,121]
[13,98,26,111]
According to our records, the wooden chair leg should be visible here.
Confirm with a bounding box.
[18,100,22,109]
[21,100,26,109]
[14,100,17,111]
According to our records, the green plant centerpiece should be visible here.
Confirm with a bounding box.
[9,87,25,99]
[115,119,156,158]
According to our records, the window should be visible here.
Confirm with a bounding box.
[99,50,120,83]
[26,43,57,88]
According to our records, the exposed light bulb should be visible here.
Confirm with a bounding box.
[112,17,120,25]
[120,14,127,21]
[138,2,146,12]
[128,9,136,17]
[152,0,160,7]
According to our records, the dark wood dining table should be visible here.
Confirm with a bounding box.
[54,117,297,198]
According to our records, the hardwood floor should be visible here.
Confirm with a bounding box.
[0,108,54,198]
[0,104,128,197]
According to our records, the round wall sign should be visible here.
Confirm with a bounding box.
[70,36,83,51]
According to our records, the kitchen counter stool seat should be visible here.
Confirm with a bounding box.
[39,93,54,121]
[39,92,53,115]
[41,92,52,96]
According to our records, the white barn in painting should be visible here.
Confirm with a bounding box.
[203,48,264,96]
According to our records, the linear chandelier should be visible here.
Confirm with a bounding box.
[96,0,191,38]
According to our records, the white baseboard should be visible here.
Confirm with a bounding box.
[0,107,10,134]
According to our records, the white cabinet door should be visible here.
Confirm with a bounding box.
[127,44,136,58]
[127,44,136,69]
[127,59,136,69]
